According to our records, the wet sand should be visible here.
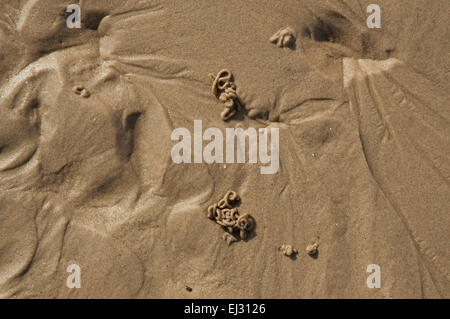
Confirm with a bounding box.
[0,0,449,298]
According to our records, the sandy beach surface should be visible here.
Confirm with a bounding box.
[0,0,449,298]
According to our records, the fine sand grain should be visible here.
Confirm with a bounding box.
[0,0,449,298]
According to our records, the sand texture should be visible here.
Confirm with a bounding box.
[0,0,449,298]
